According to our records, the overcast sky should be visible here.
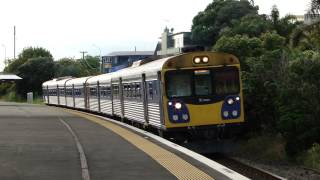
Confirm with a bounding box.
[0,0,310,71]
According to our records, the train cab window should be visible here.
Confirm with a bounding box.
[194,70,212,96]
[166,73,192,98]
[214,69,239,95]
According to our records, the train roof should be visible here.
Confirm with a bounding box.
[66,76,92,86]
[43,52,240,87]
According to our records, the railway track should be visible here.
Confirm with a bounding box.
[204,153,285,180]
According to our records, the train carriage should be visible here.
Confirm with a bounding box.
[65,77,92,110]
[43,51,244,139]
[56,78,73,106]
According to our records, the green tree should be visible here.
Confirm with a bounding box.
[4,47,53,98]
[221,14,272,37]
[278,51,320,156]
[54,58,84,78]
[269,5,301,42]
[310,0,320,14]
[16,57,55,97]
[4,47,52,73]
[55,55,100,78]
[191,0,258,47]
[213,35,263,70]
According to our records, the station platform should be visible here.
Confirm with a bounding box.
[0,102,248,180]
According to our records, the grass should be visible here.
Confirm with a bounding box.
[0,91,44,104]
[300,143,320,171]
[234,133,287,164]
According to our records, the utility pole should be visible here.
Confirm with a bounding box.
[80,51,87,60]
[14,26,16,60]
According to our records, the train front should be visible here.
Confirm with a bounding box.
[162,52,244,139]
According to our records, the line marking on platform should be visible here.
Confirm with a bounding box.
[59,118,91,180]
[65,110,215,180]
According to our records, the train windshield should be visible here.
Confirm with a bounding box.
[166,67,239,98]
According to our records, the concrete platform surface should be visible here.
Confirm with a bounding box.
[0,102,245,180]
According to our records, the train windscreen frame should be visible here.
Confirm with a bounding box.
[165,66,240,102]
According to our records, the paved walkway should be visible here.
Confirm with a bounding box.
[0,102,240,180]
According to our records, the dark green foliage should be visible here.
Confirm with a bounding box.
[191,0,258,47]
[310,0,320,14]
[213,35,263,70]
[3,47,54,98]
[221,14,272,37]
[269,6,301,42]
[54,56,100,78]
[278,51,320,156]
[16,57,55,97]
[4,47,52,74]
[54,58,85,78]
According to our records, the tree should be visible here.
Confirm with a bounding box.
[269,5,301,42]
[221,14,272,38]
[213,35,263,70]
[4,47,52,74]
[4,47,53,98]
[16,57,55,97]
[310,0,320,14]
[191,0,258,47]
[278,51,320,156]
[54,58,84,78]
[55,55,100,78]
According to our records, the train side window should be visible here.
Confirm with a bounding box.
[153,80,158,97]
[136,82,141,99]
[106,86,111,98]
[130,83,134,98]
[123,84,128,98]
[148,81,153,100]
[113,85,119,98]
[90,87,97,97]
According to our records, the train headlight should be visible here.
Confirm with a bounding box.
[223,111,229,118]
[227,98,234,105]
[232,110,238,117]
[202,56,209,63]
[172,115,179,121]
[235,96,240,101]
[175,102,182,109]
[168,102,172,106]
[182,114,189,120]
[193,57,201,64]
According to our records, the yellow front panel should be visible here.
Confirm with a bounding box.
[162,97,244,129]
[160,52,244,129]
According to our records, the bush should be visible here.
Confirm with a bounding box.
[278,51,320,156]
[301,143,320,170]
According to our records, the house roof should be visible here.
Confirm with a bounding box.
[104,51,154,57]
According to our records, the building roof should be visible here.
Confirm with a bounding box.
[0,73,22,80]
[105,51,154,57]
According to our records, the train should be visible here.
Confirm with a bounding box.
[43,51,244,141]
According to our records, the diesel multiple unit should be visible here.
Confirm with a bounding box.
[43,52,244,138]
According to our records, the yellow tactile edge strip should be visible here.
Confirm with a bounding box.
[65,109,214,180]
